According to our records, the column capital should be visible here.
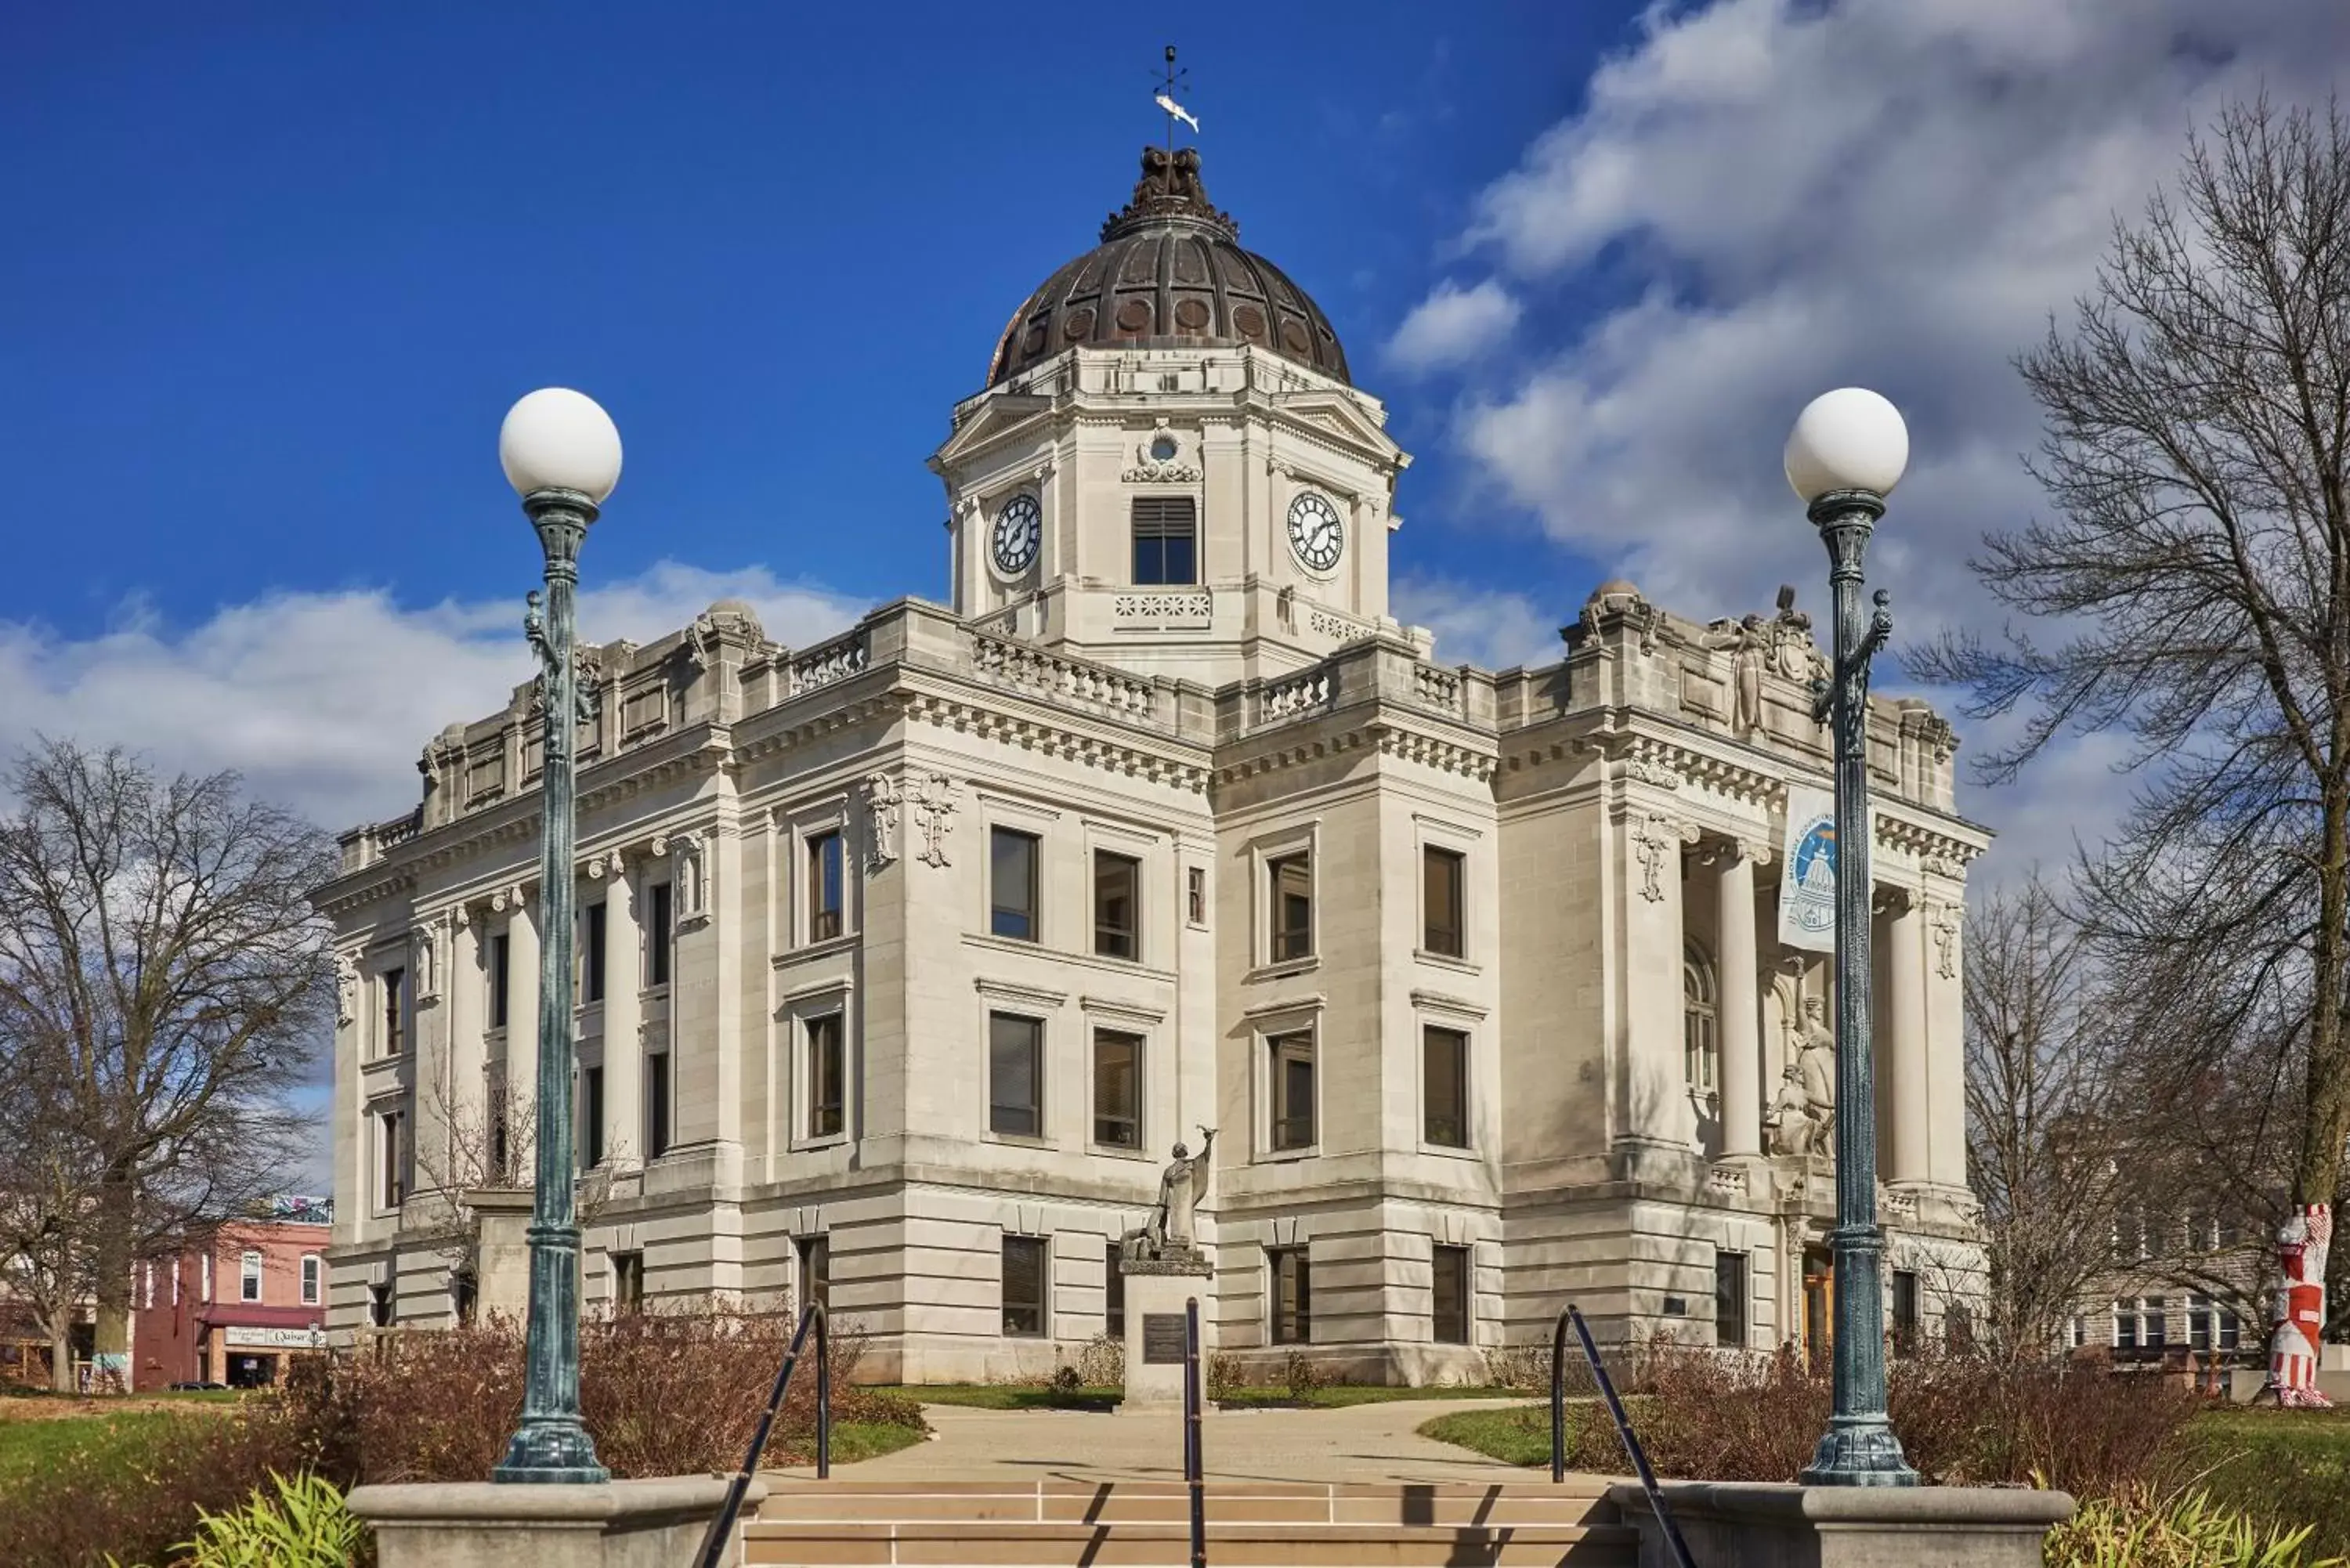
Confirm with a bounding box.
[1698,832,1775,869]
[1872,883,1918,917]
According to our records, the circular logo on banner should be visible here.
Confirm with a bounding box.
[1785,814,1838,942]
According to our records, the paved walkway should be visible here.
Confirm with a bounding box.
[775,1397,1560,1485]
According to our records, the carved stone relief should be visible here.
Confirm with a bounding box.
[913,774,958,869]
[1631,813,1697,904]
[1930,901,1962,981]
[862,772,902,873]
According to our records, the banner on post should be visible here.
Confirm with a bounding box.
[1777,786,1840,953]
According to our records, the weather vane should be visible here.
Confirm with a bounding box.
[1154,44,1198,154]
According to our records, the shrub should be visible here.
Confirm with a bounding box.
[2044,1484,2347,1568]
[0,1405,317,1568]
[1073,1334,1125,1388]
[285,1303,917,1484]
[1282,1350,1327,1400]
[1204,1351,1242,1398]
[117,1470,363,1568]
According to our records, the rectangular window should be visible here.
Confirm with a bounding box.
[645,1050,671,1158]
[1094,851,1140,960]
[808,831,845,942]
[487,1063,511,1180]
[378,1109,406,1209]
[613,1251,644,1314]
[648,883,673,985]
[1270,1030,1317,1152]
[1187,866,1207,927]
[2113,1299,2136,1351]
[1423,847,1466,958]
[240,1250,263,1304]
[1130,495,1198,586]
[2070,1315,2087,1349]
[1269,1246,1312,1345]
[1002,1235,1047,1338]
[367,1283,392,1328]
[990,828,1039,941]
[1422,1025,1469,1147]
[584,902,607,1003]
[1432,1245,1471,1346]
[1715,1251,1748,1349]
[1093,1029,1142,1150]
[582,1066,606,1167]
[1268,853,1313,963]
[381,967,406,1057]
[1105,1241,1126,1339]
[2219,1307,2240,1351]
[300,1255,322,1307]
[807,1014,845,1139]
[2142,1296,2167,1352]
[201,1252,212,1303]
[2189,1293,2213,1352]
[490,934,511,1030]
[798,1236,830,1317]
[1892,1270,1919,1356]
[989,1013,1044,1138]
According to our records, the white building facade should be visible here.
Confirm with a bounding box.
[319,148,1985,1383]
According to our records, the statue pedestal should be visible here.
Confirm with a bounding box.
[1119,1252,1213,1414]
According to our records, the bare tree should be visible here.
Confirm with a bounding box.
[1962,876,2128,1358]
[0,740,334,1386]
[409,1069,534,1313]
[0,1043,98,1390]
[1915,97,2350,1349]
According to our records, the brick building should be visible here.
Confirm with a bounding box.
[131,1208,332,1390]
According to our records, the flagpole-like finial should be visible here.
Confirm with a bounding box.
[1154,43,1197,153]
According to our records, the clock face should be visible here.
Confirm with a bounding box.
[1286,491,1344,574]
[991,493,1041,576]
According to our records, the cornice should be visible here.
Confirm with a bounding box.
[901,688,1211,794]
[732,691,900,769]
[1215,713,1496,786]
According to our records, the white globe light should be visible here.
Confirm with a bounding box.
[1784,387,1908,504]
[498,388,623,503]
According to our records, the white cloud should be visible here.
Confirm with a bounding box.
[1426,0,2344,630]
[1393,575,1562,672]
[0,561,866,833]
[1384,278,1524,375]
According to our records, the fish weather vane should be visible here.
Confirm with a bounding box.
[1154,44,1198,153]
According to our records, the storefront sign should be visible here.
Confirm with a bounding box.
[221,1325,323,1349]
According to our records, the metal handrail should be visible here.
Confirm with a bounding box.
[1552,1305,1695,1568]
[693,1302,829,1568]
[1184,1295,1206,1568]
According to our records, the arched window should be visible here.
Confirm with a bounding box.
[1684,941,1719,1097]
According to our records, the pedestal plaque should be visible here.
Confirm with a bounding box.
[1119,1251,1213,1414]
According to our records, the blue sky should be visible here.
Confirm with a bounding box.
[2,2,1629,640]
[5,2,2345,868]
[11,2,2343,1192]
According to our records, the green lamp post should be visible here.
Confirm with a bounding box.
[490,387,618,1485]
[1785,387,1919,1488]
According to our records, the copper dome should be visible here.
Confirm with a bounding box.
[987,146,1351,388]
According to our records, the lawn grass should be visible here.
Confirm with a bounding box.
[0,1408,194,1490]
[1419,1402,1609,1469]
[2178,1407,2350,1553]
[823,1418,931,1465]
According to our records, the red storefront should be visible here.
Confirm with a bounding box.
[130,1217,330,1390]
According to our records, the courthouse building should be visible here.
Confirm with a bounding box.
[319,146,1986,1383]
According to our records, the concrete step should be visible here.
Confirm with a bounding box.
[741,1482,1637,1566]
[754,1479,1616,1528]
[739,1519,1640,1566]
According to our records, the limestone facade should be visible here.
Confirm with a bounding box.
[317,151,1987,1385]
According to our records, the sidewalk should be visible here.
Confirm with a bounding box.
[773,1397,1564,1485]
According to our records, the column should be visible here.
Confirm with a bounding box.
[1618,808,1699,1150]
[602,867,643,1171]
[1718,847,1762,1158]
[1925,898,1969,1187]
[507,896,541,1137]
[1887,891,1929,1186]
[447,911,483,1178]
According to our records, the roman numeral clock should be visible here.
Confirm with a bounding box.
[1286,490,1344,575]
[991,493,1041,576]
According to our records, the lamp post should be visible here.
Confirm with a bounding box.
[490,387,620,1486]
[1785,387,1918,1488]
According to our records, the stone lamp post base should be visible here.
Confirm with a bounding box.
[349,1475,761,1568]
[1607,1481,2073,1568]
[1118,1251,1213,1414]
